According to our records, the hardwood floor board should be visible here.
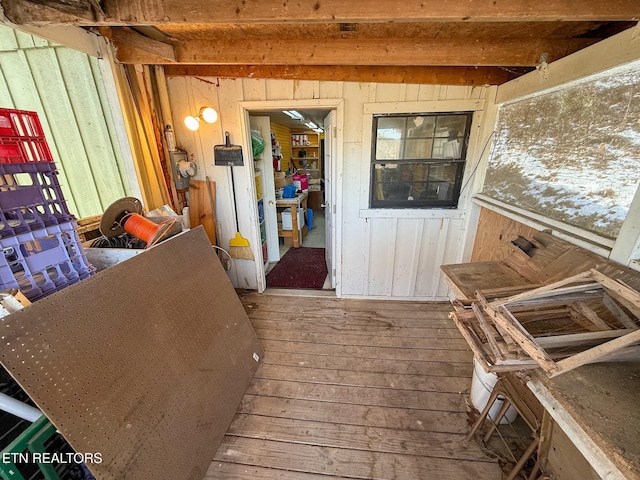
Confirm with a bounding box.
[260,339,473,362]
[237,395,471,434]
[210,294,500,479]
[226,414,491,462]
[246,378,467,411]
[254,363,470,393]
[254,327,469,350]
[250,318,461,337]
[246,309,458,328]
[262,351,473,377]
[205,462,345,479]
[213,437,502,479]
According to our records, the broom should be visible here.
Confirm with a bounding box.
[228,165,254,260]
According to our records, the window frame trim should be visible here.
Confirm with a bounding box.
[369,111,474,209]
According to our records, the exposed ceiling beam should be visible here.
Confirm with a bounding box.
[104,27,176,63]
[2,0,639,26]
[115,37,596,66]
[163,64,523,86]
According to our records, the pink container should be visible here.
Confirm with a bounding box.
[292,173,308,191]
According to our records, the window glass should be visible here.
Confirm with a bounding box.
[370,112,473,208]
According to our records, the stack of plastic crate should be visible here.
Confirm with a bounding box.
[0,108,95,301]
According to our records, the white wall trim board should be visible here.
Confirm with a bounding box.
[340,294,450,302]
[473,194,614,257]
[363,98,485,115]
[359,209,465,219]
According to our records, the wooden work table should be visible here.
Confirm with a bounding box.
[276,191,308,248]
[527,363,640,479]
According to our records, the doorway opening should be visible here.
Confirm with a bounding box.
[247,107,337,292]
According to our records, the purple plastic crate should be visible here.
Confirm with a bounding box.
[0,220,94,301]
[0,162,74,238]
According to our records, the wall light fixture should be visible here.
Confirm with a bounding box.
[184,106,218,131]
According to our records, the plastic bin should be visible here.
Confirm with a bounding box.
[0,220,95,301]
[470,358,518,424]
[0,162,74,238]
[0,109,54,163]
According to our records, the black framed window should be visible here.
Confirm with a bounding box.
[370,112,473,208]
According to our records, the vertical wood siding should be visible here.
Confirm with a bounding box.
[165,74,491,297]
[0,26,132,218]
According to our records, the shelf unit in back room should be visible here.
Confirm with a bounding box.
[291,129,323,210]
[253,135,268,270]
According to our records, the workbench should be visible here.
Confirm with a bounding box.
[277,191,308,248]
[528,363,640,479]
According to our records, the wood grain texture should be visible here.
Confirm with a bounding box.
[207,292,501,479]
[189,179,216,245]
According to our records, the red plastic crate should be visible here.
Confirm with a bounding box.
[0,137,54,163]
[0,109,54,163]
[0,108,45,137]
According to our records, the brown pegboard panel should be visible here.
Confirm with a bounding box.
[0,227,263,480]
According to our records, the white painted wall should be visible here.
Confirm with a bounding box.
[165,76,495,298]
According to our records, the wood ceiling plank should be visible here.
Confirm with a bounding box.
[163,64,520,86]
[156,38,596,66]
[106,27,176,62]
[3,0,640,26]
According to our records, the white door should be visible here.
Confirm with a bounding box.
[323,111,337,288]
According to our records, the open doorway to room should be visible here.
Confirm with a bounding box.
[247,107,336,291]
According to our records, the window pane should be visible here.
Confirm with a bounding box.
[373,162,460,203]
[432,138,462,159]
[377,117,405,139]
[434,115,468,138]
[372,163,412,201]
[404,139,433,159]
[407,116,436,138]
[376,138,403,160]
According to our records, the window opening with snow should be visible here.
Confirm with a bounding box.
[482,61,640,239]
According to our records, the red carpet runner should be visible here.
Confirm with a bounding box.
[266,247,328,289]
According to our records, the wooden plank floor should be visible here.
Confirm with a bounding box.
[206,294,502,479]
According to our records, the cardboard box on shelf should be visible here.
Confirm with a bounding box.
[274,171,292,189]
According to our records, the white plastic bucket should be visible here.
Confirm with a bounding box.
[470,358,518,424]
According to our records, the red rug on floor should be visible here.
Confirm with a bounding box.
[266,247,328,289]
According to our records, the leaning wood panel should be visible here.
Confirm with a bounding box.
[471,207,539,262]
[0,228,263,480]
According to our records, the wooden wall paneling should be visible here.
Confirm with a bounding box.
[366,218,393,296]
[0,25,19,50]
[392,218,423,297]
[341,143,368,296]
[242,78,267,101]
[471,207,540,262]
[265,79,294,101]
[56,47,128,211]
[0,66,13,106]
[89,55,135,198]
[292,79,320,100]
[217,77,260,290]
[414,218,446,297]
[373,83,404,103]
[404,84,420,102]
[319,81,344,99]
[342,82,371,144]
[417,84,438,101]
[8,48,84,216]
[546,420,601,479]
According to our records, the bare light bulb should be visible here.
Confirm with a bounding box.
[184,115,199,131]
[200,107,218,124]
